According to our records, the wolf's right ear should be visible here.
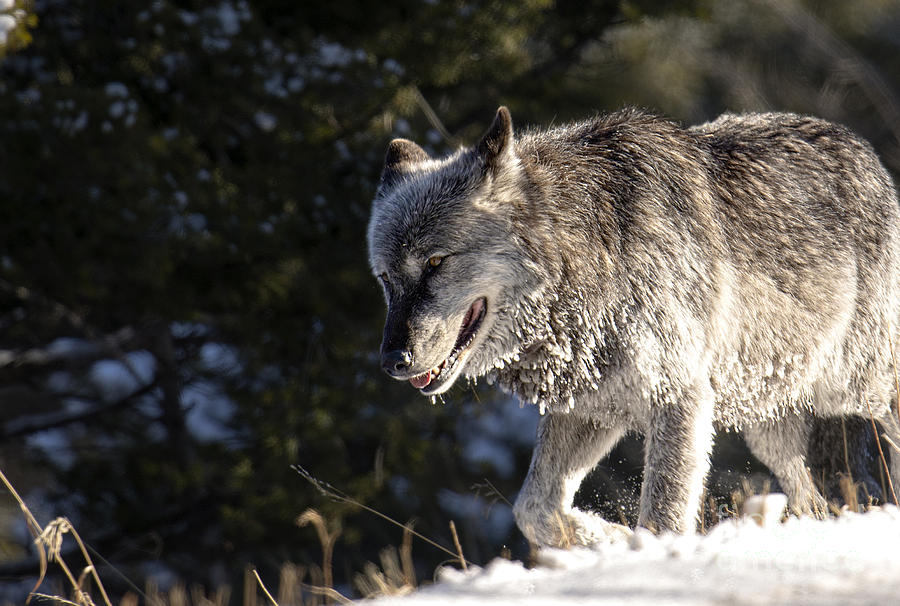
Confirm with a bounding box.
[379,138,429,191]
[477,106,514,175]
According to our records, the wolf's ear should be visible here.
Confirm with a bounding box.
[379,138,429,190]
[477,106,514,175]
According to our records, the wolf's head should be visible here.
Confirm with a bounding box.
[367,107,542,395]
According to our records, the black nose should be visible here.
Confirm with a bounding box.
[382,349,412,376]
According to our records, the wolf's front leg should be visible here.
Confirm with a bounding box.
[638,385,715,533]
[513,413,630,547]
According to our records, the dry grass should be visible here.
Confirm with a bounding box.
[866,398,899,506]
[0,464,348,605]
[293,466,476,599]
[295,510,340,594]
[1,463,478,605]
[293,465,469,569]
[353,524,416,599]
[0,466,112,606]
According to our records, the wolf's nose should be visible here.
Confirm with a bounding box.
[382,349,412,375]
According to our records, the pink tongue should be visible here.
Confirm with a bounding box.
[410,371,432,389]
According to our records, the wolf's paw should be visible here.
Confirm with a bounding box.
[788,490,829,519]
[514,504,632,548]
[562,508,633,545]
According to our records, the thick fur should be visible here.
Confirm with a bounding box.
[367,107,900,545]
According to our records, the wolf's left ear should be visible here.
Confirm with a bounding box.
[379,138,430,191]
[477,106,514,175]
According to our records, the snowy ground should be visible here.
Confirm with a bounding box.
[367,502,900,606]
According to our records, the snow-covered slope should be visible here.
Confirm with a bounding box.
[368,503,900,605]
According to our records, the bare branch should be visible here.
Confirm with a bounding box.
[1,382,157,438]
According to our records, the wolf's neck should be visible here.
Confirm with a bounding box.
[486,287,631,414]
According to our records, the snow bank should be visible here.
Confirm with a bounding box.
[368,504,900,605]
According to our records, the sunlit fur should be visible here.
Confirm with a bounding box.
[368,107,900,545]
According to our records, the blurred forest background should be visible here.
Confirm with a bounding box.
[1,0,900,603]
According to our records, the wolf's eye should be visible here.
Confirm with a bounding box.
[378,272,390,286]
[426,255,443,269]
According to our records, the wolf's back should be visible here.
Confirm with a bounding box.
[505,110,900,425]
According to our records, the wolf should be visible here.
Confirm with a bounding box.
[367,106,900,546]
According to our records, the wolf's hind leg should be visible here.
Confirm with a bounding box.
[744,413,827,516]
[513,414,630,547]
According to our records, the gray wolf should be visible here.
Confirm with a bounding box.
[367,106,900,546]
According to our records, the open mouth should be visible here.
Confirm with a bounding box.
[409,298,486,393]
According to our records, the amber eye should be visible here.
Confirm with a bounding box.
[427,255,443,268]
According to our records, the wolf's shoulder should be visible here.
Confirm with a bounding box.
[521,107,680,142]
[515,107,690,165]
